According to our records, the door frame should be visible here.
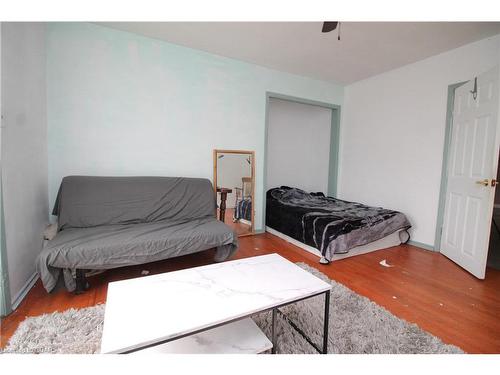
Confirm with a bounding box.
[0,22,12,317]
[434,81,468,251]
[0,175,12,317]
[434,76,500,253]
[262,92,341,233]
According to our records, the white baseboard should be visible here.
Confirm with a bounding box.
[11,272,39,311]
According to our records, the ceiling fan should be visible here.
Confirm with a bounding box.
[322,21,341,40]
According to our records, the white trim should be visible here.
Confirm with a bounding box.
[266,227,322,257]
[11,272,38,311]
[265,226,403,262]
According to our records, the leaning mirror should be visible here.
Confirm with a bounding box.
[213,150,255,236]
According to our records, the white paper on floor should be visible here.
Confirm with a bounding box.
[379,259,394,268]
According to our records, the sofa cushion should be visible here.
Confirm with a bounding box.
[53,176,217,230]
[37,217,238,292]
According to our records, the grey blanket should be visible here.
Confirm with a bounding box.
[52,176,218,229]
[266,187,411,261]
[38,176,238,292]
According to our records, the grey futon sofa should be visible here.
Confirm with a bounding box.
[37,176,239,293]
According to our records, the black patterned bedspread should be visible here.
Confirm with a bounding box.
[266,187,411,261]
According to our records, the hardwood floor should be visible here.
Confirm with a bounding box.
[2,232,500,353]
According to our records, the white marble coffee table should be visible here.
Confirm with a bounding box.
[100,253,331,354]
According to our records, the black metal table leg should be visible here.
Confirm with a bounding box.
[323,290,330,354]
[75,269,88,295]
[271,307,277,354]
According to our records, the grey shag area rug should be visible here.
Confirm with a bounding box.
[2,263,463,354]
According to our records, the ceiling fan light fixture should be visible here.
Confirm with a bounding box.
[322,21,341,41]
[321,22,338,33]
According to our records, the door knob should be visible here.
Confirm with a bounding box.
[476,179,489,186]
[492,179,498,187]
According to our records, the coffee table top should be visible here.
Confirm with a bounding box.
[100,253,331,353]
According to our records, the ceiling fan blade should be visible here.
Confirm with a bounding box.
[322,22,338,33]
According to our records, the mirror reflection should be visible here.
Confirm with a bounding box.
[214,150,255,236]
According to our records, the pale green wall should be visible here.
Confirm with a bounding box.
[47,23,344,230]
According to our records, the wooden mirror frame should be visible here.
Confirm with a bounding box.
[213,149,255,236]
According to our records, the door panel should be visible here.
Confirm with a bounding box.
[470,116,490,176]
[444,192,461,247]
[440,66,500,279]
[462,196,480,258]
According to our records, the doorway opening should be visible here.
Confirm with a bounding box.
[262,92,340,238]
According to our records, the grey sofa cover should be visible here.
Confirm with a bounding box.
[37,176,238,292]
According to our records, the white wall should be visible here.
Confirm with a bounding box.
[1,23,48,304]
[339,34,500,247]
[46,23,344,231]
[266,98,332,193]
[216,153,252,208]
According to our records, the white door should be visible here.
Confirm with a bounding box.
[440,66,500,279]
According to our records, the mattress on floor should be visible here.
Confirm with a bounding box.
[266,186,411,262]
[266,226,405,261]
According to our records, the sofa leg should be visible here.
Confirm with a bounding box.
[75,269,90,294]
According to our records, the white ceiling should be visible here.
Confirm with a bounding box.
[97,22,500,84]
